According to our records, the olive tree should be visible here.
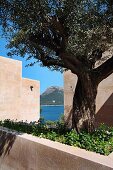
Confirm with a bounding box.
[1,0,113,132]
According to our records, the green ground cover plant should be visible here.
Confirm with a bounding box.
[0,119,113,156]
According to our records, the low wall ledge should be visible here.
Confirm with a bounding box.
[0,127,113,170]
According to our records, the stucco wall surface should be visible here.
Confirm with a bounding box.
[64,70,113,126]
[0,56,40,122]
[20,78,40,121]
[0,127,113,170]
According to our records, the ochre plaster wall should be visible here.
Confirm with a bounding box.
[20,78,40,121]
[64,70,113,126]
[0,56,40,122]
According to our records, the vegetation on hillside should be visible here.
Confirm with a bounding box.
[41,86,64,105]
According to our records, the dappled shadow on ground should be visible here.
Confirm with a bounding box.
[0,130,17,157]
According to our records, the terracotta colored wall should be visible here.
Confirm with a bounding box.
[0,56,40,122]
[0,56,22,120]
[64,71,77,121]
[64,70,113,126]
[0,127,113,170]
[96,74,113,126]
[20,78,40,121]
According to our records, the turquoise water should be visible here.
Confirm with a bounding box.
[41,105,64,121]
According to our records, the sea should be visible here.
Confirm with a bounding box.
[41,105,64,121]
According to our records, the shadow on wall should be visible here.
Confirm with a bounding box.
[96,93,113,126]
[0,130,17,157]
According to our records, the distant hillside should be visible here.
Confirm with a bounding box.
[41,86,64,105]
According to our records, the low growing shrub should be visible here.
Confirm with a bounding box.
[0,120,113,155]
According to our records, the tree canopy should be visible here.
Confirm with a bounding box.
[0,0,113,74]
[1,0,113,132]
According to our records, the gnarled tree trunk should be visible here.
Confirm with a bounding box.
[72,73,98,133]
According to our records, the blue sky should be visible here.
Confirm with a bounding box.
[0,37,63,94]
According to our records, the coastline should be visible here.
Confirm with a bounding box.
[41,105,64,107]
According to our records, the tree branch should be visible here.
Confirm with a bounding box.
[50,16,68,51]
[88,49,103,69]
[29,32,81,69]
[60,52,82,68]
[63,58,79,74]
[28,15,68,54]
[28,33,59,52]
[39,53,79,74]
[94,55,113,83]
[50,16,65,37]
[39,55,64,68]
